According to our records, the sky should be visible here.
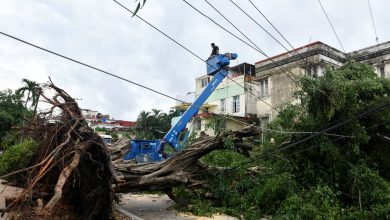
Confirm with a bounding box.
[0,0,389,121]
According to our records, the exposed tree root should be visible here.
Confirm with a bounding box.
[4,80,115,220]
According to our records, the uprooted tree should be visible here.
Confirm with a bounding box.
[2,81,115,219]
[1,80,259,219]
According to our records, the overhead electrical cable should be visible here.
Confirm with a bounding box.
[367,0,379,43]
[317,0,346,53]
[247,0,302,57]
[225,0,313,85]
[0,31,186,104]
[113,0,279,112]
[181,0,299,83]
[202,0,283,112]
[204,0,263,53]
[227,0,296,57]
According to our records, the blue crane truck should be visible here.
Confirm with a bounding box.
[124,52,238,162]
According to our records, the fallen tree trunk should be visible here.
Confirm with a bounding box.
[114,126,259,193]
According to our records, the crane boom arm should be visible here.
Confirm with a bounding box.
[161,53,237,150]
[125,53,237,162]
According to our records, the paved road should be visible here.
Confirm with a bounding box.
[119,194,237,220]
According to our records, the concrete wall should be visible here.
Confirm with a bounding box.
[190,115,249,136]
[256,63,304,119]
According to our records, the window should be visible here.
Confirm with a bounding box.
[220,99,226,113]
[232,95,240,113]
[194,119,201,130]
[380,66,385,78]
[260,79,269,97]
[201,77,210,87]
[305,65,319,77]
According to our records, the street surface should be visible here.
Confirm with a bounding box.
[119,194,237,220]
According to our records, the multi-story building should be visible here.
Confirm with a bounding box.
[171,41,390,137]
[254,41,390,124]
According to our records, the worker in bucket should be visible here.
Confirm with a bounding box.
[210,43,219,58]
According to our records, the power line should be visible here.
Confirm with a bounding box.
[204,0,262,53]
[113,0,280,112]
[182,0,299,83]
[179,0,266,57]
[114,1,206,65]
[227,0,292,56]
[317,0,346,53]
[201,0,279,112]
[227,0,312,79]
[0,31,187,104]
[246,0,304,59]
[367,0,379,43]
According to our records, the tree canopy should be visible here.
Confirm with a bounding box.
[0,89,29,141]
[135,108,180,139]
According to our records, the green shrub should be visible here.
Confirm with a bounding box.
[346,164,390,210]
[277,185,341,219]
[201,150,246,167]
[0,138,38,176]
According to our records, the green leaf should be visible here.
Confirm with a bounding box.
[132,3,141,17]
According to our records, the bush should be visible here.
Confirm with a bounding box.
[277,184,341,219]
[201,150,246,167]
[0,138,38,177]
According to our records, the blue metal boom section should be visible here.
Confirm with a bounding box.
[125,53,237,162]
[161,53,237,150]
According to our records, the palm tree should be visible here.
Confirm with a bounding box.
[136,111,151,139]
[16,79,41,113]
[16,79,41,142]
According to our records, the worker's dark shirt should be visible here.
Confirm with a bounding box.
[210,46,219,57]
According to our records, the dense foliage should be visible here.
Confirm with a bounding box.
[175,62,390,219]
[0,80,40,182]
[0,138,38,176]
[0,90,29,142]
